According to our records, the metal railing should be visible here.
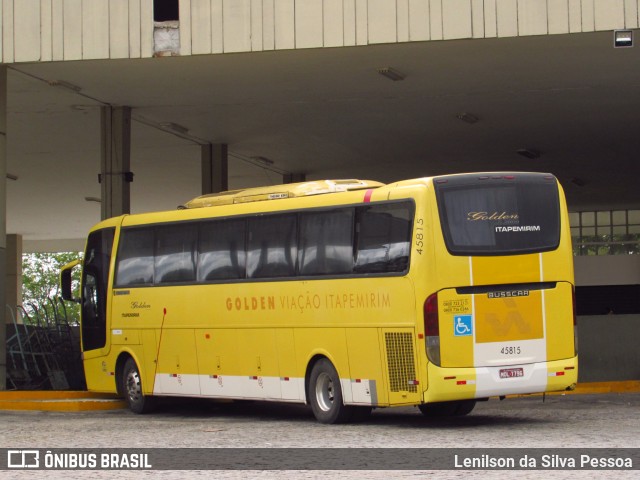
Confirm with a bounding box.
[5,298,85,391]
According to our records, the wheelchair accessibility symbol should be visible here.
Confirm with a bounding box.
[454,315,473,337]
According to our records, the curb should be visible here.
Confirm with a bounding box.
[0,391,127,412]
[565,380,640,395]
[510,380,640,399]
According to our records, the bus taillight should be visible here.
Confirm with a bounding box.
[424,293,441,366]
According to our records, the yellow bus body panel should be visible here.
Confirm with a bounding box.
[79,175,577,410]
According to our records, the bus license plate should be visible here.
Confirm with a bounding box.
[499,368,524,379]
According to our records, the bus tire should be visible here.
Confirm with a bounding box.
[122,358,156,414]
[308,359,353,424]
[418,400,476,417]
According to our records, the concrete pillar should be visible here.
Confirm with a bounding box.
[100,106,132,220]
[201,143,228,194]
[5,234,22,324]
[284,173,306,184]
[0,65,7,389]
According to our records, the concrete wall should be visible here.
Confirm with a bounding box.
[1,0,155,62]
[577,314,640,382]
[574,257,639,382]
[1,0,639,63]
[574,255,640,286]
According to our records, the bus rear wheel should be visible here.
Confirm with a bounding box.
[418,400,476,417]
[122,358,156,414]
[308,359,353,424]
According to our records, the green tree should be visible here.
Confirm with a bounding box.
[21,252,83,325]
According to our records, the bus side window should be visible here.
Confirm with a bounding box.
[247,214,297,278]
[155,224,197,283]
[355,203,412,273]
[115,228,154,287]
[298,209,354,276]
[198,219,246,281]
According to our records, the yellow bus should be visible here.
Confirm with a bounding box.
[61,173,578,423]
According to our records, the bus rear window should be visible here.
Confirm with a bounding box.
[434,174,561,256]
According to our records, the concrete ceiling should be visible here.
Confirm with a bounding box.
[6,30,640,251]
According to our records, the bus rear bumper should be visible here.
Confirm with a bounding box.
[423,357,578,403]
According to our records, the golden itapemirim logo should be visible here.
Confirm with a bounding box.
[467,212,519,221]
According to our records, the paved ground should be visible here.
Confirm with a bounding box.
[1,392,639,479]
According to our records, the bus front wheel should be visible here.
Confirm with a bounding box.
[122,358,155,414]
[308,359,353,424]
[418,400,476,417]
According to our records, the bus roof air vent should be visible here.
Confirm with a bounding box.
[181,179,384,208]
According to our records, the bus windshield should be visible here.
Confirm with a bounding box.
[434,173,560,256]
